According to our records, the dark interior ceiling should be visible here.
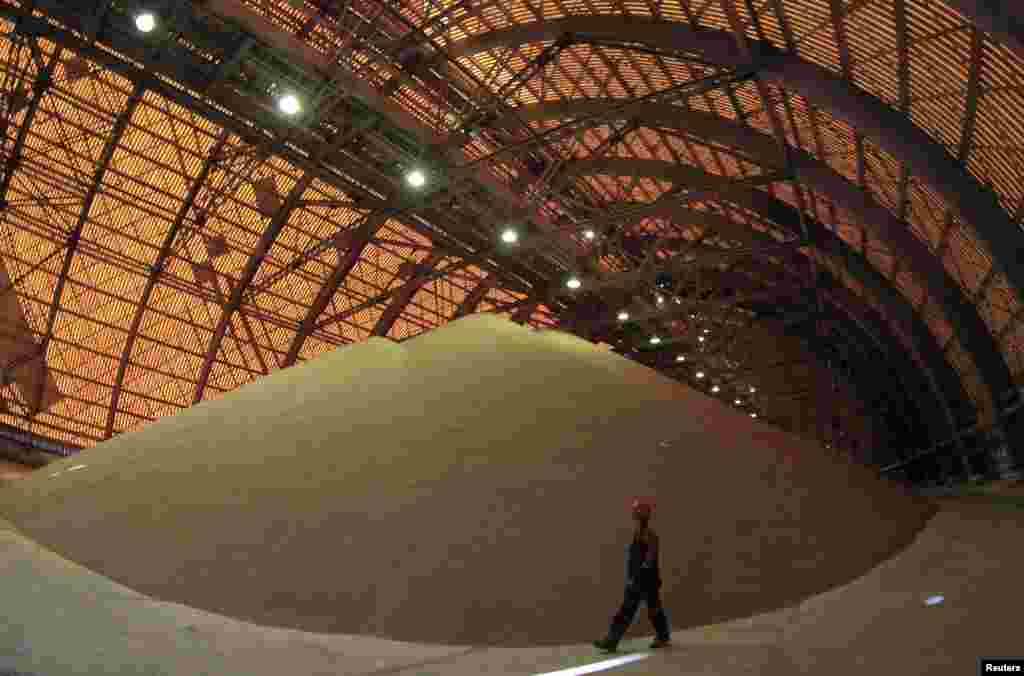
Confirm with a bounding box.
[0,0,1021,467]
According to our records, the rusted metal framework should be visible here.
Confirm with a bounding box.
[0,0,1020,467]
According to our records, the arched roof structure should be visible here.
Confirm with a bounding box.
[0,0,1021,465]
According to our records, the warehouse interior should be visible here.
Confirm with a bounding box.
[1,1,1023,674]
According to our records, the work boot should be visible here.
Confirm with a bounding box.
[649,637,671,649]
[593,638,618,653]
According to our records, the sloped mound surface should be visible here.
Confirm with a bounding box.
[0,315,934,646]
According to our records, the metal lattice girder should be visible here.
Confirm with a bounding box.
[783,245,971,428]
[599,202,786,251]
[0,38,61,206]
[3,2,550,304]
[584,196,973,421]
[282,212,390,366]
[571,170,791,236]
[33,80,145,415]
[564,156,1008,412]
[104,129,232,439]
[453,274,498,319]
[815,242,974,427]
[197,0,555,233]
[192,169,317,404]
[531,98,1008,404]
[944,1,1024,64]
[448,16,1024,309]
[489,101,783,167]
[371,254,444,338]
[194,102,409,402]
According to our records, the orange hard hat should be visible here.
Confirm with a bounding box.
[631,496,655,514]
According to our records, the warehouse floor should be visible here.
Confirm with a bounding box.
[1,497,1019,676]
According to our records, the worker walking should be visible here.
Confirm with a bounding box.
[593,497,672,652]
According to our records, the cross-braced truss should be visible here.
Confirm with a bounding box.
[0,0,1020,465]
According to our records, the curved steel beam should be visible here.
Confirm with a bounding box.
[566,156,1007,411]
[788,303,938,463]
[282,212,392,367]
[452,274,498,319]
[492,100,783,168]
[520,100,1006,408]
[815,236,973,428]
[592,195,973,421]
[193,169,318,404]
[105,129,231,438]
[194,116,385,400]
[371,254,444,338]
[943,1,1024,64]
[449,16,1024,312]
[35,81,144,414]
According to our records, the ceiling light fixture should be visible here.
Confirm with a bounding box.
[617,311,630,321]
[711,385,720,393]
[501,228,519,244]
[135,11,156,33]
[566,276,582,290]
[278,93,302,116]
[649,336,661,345]
[583,229,596,240]
[696,371,705,379]
[675,355,685,362]
[406,168,427,188]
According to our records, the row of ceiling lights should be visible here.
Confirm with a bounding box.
[135,10,306,117]
[498,223,765,418]
[133,8,768,420]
